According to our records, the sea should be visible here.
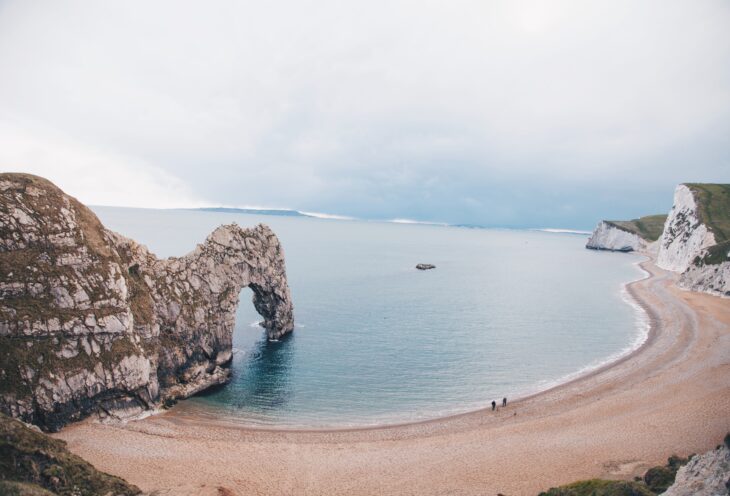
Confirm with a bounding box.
[92,206,648,428]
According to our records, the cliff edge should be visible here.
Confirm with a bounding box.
[0,173,294,431]
[587,183,729,297]
[658,183,730,297]
[586,215,666,253]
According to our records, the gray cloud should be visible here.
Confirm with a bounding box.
[1,0,728,228]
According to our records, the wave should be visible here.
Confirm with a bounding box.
[299,211,355,220]
[387,218,448,226]
[533,228,592,235]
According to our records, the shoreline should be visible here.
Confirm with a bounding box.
[167,256,657,434]
[53,259,730,495]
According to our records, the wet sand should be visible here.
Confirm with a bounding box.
[54,261,730,495]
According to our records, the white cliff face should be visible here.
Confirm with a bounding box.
[657,185,716,273]
[586,221,647,252]
[662,444,730,496]
[680,256,730,298]
[0,173,294,431]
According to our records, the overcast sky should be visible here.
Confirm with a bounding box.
[1,1,728,228]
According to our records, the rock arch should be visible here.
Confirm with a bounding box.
[0,173,294,430]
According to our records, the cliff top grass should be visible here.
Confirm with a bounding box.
[0,413,141,495]
[605,214,667,242]
[685,183,730,243]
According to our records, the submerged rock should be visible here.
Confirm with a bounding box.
[416,263,436,270]
[0,173,294,431]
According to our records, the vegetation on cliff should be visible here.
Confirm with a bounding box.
[685,183,730,243]
[538,453,692,496]
[605,215,667,242]
[0,413,140,495]
[0,173,294,431]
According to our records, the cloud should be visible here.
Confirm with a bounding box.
[0,0,728,227]
[0,123,201,208]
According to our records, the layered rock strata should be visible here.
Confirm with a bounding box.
[0,173,294,431]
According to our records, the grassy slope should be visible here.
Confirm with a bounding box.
[605,215,667,242]
[686,183,730,243]
[0,413,141,496]
[686,184,730,267]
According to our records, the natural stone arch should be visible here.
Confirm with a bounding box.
[0,173,294,430]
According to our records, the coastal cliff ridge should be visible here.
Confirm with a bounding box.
[0,173,294,431]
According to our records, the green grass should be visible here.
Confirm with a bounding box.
[0,413,141,495]
[538,479,655,496]
[686,183,730,243]
[537,452,695,496]
[605,214,667,242]
[0,480,56,495]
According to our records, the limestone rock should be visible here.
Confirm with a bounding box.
[0,173,294,431]
[657,184,730,297]
[586,221,649,253]
[661,444,730,496]
[657,185,717,273]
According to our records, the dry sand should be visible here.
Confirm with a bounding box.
[54,261,730,495]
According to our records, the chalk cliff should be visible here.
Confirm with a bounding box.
[587,184,729,297]
[586,215,666,254]
[657,185,717,272]
[0,173,294,431]
[662,443,730,496]
[657,184,730,297]
[586,221,650,252]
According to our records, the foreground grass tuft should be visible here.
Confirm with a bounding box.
[0,413,141,496]
[537,452,695,496]
[538,479,655,496]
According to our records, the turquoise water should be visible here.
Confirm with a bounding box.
[93,207,647,428]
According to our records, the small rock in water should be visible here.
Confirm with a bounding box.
[416,263,436,270]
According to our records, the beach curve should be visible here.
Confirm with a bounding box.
[53,260,730,495]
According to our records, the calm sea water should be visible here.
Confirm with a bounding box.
[92,207,647,428]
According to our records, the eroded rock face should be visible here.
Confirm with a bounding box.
[656,184,730,297]
[680,260,730,298]
[586,221,648,253]
[0,173,294,431]
[657,185,717,273]
[662,444,730,496]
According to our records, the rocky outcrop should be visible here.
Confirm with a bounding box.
[661,444,729,496]
[586,215,666,254]
[586,221,649,253]
[657,185,717,272]
[679,252,730,297]
[0,173,294,431]
[657,184,730,297]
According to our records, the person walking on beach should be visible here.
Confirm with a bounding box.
[502,397,507,407]
[491,400,496,411]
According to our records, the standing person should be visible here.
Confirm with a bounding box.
[491,400,496,411]
[502,397,507,407]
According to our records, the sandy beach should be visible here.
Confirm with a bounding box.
[53,260,730,496]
